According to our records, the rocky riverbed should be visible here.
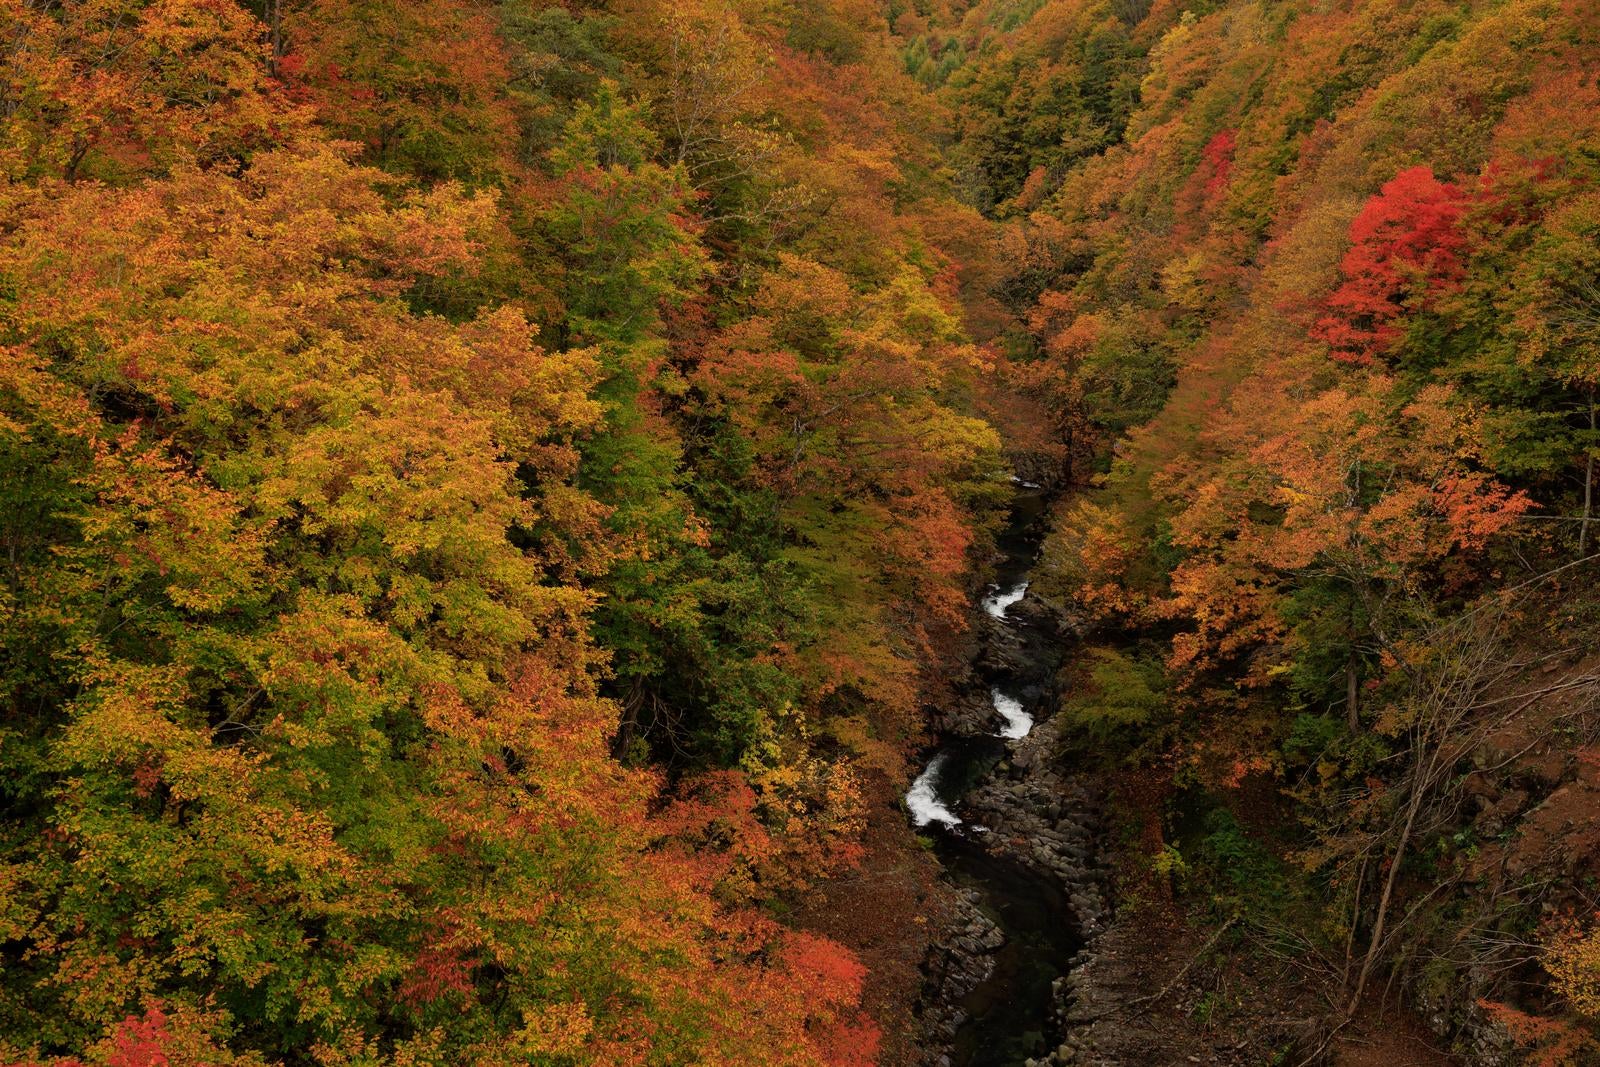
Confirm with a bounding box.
[911,629,1116,1066]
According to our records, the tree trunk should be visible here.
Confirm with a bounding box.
[270,0,283,76]
[1582,395,1596,558]
[1348,739,1434,1015]
[1345,459,1364,734]
[1341,852,1369,993]
[1346,650,1360,733]
[611,684,642,761]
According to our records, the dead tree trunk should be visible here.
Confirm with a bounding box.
[1581,394,1595,558]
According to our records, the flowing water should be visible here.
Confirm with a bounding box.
[906,753,963,828]
[990,688,1033,740]
[908,485,1082,1065]
[982,580,1030,618]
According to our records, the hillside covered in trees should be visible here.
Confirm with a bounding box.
[2,0,1598,1061]
[0,0,1008,1058]
[909,0,1600,1060]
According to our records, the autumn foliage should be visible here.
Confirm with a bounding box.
[1313,166,1471,366]
[0,0,1013,1060]
[11,0,1600,1055]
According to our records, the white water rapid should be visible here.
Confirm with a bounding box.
[906,753,962,827]
[991,688,1033,739]
[981,580,1029,618]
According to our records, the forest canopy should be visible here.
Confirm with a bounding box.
[5,0,1600,1061]
[0,0,1002,1059]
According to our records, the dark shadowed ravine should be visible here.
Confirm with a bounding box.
[908,485,1084,1066]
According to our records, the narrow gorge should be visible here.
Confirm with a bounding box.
[4,0,1599,1061]
[905,480,1108,1067]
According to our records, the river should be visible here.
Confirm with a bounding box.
[907,483,1084,1066]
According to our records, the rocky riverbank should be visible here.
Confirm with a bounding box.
[918,890,1006,1051]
